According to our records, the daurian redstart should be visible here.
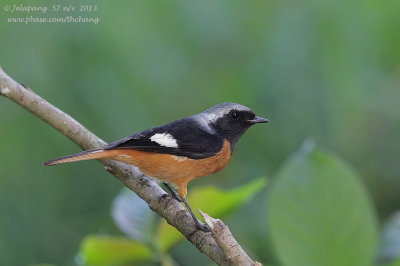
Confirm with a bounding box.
[44,102,268,231]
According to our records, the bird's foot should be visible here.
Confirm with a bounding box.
[194,220,210,232]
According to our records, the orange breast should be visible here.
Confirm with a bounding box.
[110,139,231,198]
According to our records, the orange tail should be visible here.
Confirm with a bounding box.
[43,149,121,166]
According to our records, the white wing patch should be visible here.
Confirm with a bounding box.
[150,133,178,148]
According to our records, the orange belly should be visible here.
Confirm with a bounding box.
[111,139,231,197]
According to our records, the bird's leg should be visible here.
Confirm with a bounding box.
[163,182,183,202]
[162,182,210,232]
[180,196,210,232]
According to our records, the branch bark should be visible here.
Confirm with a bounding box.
[199,211,261,266]
[0,66,259,266]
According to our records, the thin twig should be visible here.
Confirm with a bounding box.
[0,66,260,266]
[199,210,262,266]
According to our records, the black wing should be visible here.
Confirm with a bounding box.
[104,118,224,159]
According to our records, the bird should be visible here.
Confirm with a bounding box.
[43,102,269,231]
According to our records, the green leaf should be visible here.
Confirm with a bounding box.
[268,142,378,266]
[155,177,267,252]
[388,259,400,266]
[79,235,152,266]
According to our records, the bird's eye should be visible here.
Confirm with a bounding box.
[231,111,239,119]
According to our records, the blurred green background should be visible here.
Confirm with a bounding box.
[1,0,400,265]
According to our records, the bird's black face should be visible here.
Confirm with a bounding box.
[212,108,268,147]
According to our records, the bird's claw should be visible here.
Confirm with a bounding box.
[195,221,210,232]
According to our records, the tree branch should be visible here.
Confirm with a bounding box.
[0,66,259,266]
[200,211,261,266]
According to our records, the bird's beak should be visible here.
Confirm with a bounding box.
[247,116,269,124]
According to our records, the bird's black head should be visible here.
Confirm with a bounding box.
[196,102,269,149]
